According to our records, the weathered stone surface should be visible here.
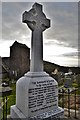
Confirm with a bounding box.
[11,72,64,119]
[11,3,64,119]
[22,3,50,72]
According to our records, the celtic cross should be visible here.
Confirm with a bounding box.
[22,3,50,72]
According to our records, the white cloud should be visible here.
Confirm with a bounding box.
[44,40,77,56]
[0,40,14,57]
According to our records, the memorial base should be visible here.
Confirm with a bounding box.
[11,72,64,119]
[11,105,64,120]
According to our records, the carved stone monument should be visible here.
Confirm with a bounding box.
[11,3,64,119]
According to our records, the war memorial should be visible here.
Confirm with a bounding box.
[10,3,64,119]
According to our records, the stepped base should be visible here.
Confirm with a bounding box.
[11,105,64,120]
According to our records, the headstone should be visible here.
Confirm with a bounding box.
[11,3,64,119]
[64,72,73,88]
[64,78,72,88]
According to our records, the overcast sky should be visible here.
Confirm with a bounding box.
[1,0,79,2]
[0,2,79,67]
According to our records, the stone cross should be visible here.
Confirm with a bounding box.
[22,3,50,72]
[11,3,64,119]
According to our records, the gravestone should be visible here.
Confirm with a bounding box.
[64,78,72,88]
[11,3,64,119]
[64,73,73,88]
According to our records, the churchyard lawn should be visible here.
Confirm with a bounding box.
[0,79,16,119]
[0,75,80,118]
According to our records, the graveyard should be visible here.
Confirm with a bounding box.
[0,73,80,119]
[0,59,80,119]
[0,2,80,120]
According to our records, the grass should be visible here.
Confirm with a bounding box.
[76,88,80,95]
[2,82,16,119]
[7,83,16,114]
[1,76,80,118]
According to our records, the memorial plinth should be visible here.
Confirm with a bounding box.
[11,3,64,120]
